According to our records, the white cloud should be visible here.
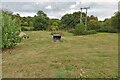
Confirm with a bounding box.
[45,5,52,9]
[70,4,76,8]
[70,2,81,9]
[13,12,36,17]
[48,15,58,19]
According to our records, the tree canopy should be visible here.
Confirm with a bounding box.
[33,10,50,30]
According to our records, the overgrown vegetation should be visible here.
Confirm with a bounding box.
[1,10,21,49]
[74,23,85,35]
[60,12,119,34]
[72,23,96,35]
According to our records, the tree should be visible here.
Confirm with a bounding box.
[37,11,47,17]
[33,10,50,30]
[87,15,100,31]
[88,15,98,22]
[100,12,120,33]
[110,12,120,32]
[88,19,100,31]
[51,22,58,31]
[60,12,86,30]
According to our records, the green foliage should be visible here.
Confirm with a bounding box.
[29,21,33,27]
[74,23,85,35]
[60,11,119,33]
[2,10,21,49]
[99,12,120,33]
[108,27,118,33]
[74,23,96,35]
[37,10,47,17]
[21,26,34,31]
[23,22,28,26]
[50,19,61,25]
[52,22,58,26]
[102,18,111,26]
[88,15,98,22]
[21,16,34,29]
[88,19,100,31]
[60,12,86,30]
[110,12,119,33]
[33,10,50,30]
[50,22,59,31]
[97,26,109,32]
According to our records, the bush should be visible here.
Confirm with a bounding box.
[21,26,34,31]
[73,23,97,35]
[86,30,97,35]
[74,23,85,35]
[97,26,118,33]
[2,11,21,49]
[97,26,109,32]
[88,20,101,31]
[108,27,118,33]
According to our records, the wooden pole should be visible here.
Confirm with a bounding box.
[80,7,90,31]
[80,8,82,23]
[85,8,88,31]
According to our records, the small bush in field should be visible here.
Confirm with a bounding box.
[74,23,97,35]
[74,23,85,35]
[2,10,21,49]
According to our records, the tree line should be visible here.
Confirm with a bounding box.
[13,10,119,33]
[2,10,119,32]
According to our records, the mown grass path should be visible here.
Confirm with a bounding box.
[2,31,118,78]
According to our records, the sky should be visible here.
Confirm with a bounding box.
[1,0,119,21]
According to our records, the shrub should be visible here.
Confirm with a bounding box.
[74,23,85,35]
[97,26,109,32]
[97,26,118,33]
[73,23,97,35]
[2,11,21,49]
[21,26,34,31]
[108,27,118,33]
[86,30,97,35]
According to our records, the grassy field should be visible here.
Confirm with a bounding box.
[2,31,118,78]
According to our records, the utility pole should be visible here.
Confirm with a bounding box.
[80,8,82,23]
[80,7,90,31]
